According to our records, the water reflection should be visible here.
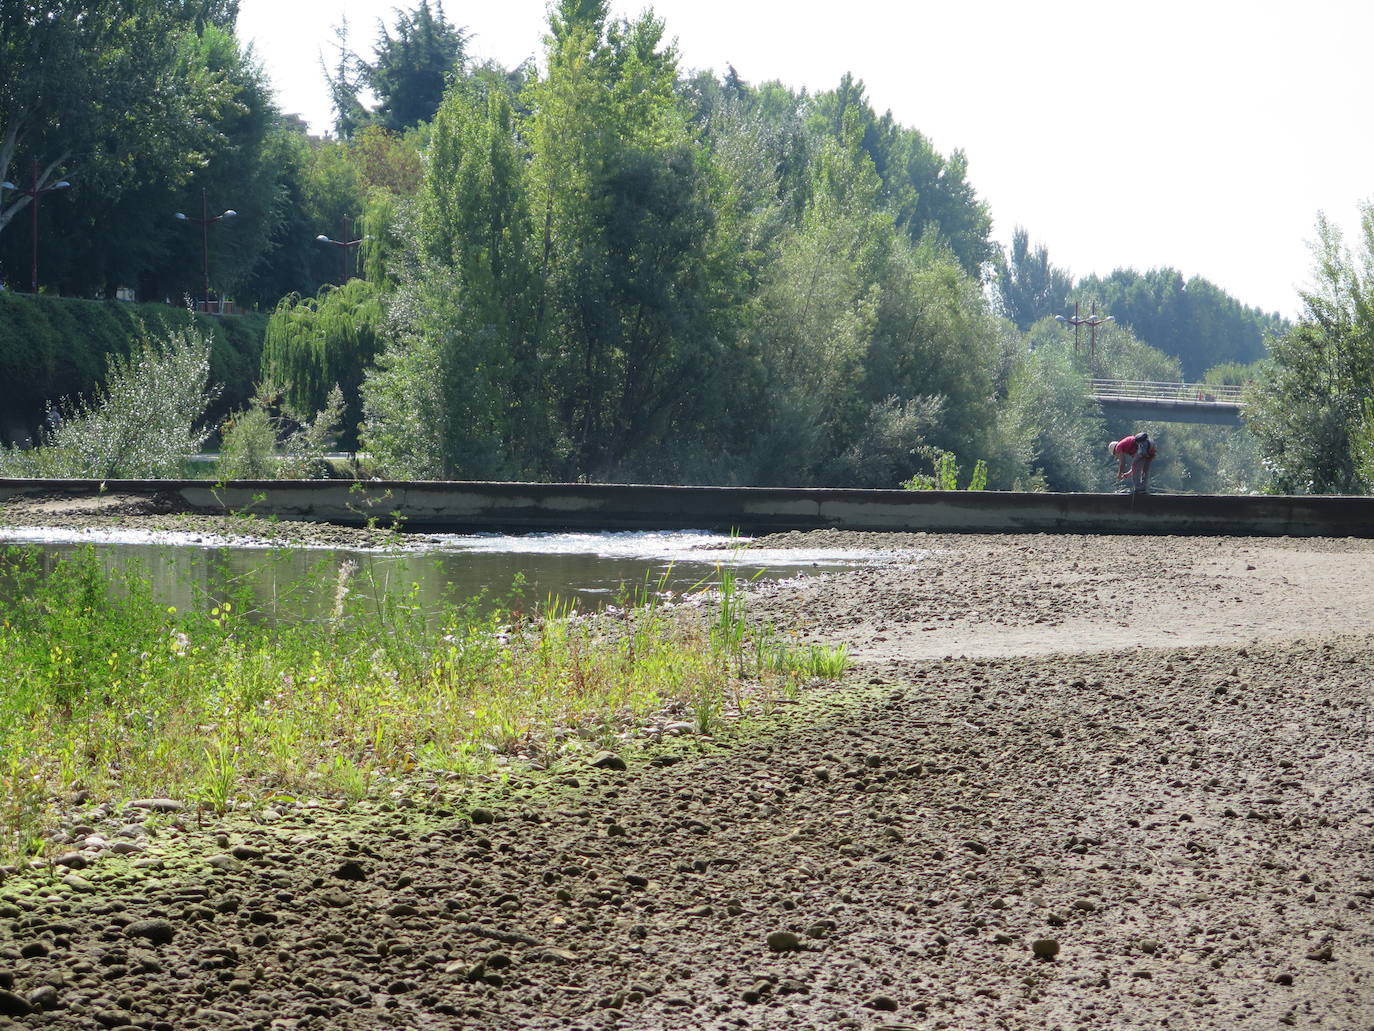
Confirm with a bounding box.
[0,530,874,623]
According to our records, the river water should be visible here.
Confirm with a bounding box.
[0,528,880,622]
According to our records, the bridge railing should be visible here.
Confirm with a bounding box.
[1089,379,1245,405]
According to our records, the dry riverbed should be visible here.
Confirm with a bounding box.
[1,513,1372,1030]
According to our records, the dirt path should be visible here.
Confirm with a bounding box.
[1,529,1373,1030]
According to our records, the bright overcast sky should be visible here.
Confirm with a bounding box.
[237,0,1374,319]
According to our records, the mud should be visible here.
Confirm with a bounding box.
[0,522,1372,1030]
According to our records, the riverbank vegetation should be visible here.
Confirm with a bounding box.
[0,546,848,861]
[3,1,1300,493]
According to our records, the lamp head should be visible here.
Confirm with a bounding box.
[221,209,237,218]
[316,234,331,243]
[53,181,70,190]
[0,182,15,191]
[175,212,188,220]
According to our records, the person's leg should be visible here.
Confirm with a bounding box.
[1139,456,1152,492]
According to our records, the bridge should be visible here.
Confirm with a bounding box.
[1089,379,1245,427]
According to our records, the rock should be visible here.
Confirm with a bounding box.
[61,874,95,893]
[1072,899,1097,912]
[590,751,627,771]
[333,860,368,881]
[1274,973,1294,985]
[1031,938,1060,960]
[1306,944,1334,963]
[229,845,262,861]
[125,918,176,946]
[93,1008,133,1028]
[469,808,496,825]
[0,991,30,1017]
[129,798,183,813]
[961,839,989,855]
[866,995,899,1012]
[206,854,241,872]
[54,851,88,870]
[25,985,57,1011]
[766,930,803,953]
[540,947,577,964]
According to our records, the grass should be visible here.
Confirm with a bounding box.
[0,545,848,861]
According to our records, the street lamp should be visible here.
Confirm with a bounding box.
[1,159,71,293]
[175,188,236,313]
[1055,303,1114,356]
[316,215,364,285]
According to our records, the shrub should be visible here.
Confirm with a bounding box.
[0,329,217,478]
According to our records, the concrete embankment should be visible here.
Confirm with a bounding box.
[2,478,1372,537]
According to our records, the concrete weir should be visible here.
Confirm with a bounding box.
[2,478,1373,538]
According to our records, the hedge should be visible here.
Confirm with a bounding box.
[0,293,265,437]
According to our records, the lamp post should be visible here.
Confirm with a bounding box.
[316,216,364,285]
[0,159,71,293]
[1055,302,1114,357]
[175,188,236,313]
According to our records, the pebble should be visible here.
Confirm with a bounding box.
[124,919,176,946]
[1032,939,1060,960]
[0,991,30,1017]
[129,798,183,813]
[866,995,899,1012]
[766,930,803,953]
[590,752,628,771]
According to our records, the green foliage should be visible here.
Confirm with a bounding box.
[994,227,1074,331]
[326,1,467,136]
[0,545,843,860]
[219,383,346,479]
[0,328,217,478]
[901,450,987,491]
[997,336,1107,492]
[262,279,384,448]
[1075,267,1287,380]
[217,401,278,479]
[0,293,263,438]
[1245,206,1374,494]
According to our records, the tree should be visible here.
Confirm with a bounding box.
[1246,206,1374,493]
[994,227,1073,331]
[326,1,466,136]
[262,279,385,449]
[0,4,209,241]
[1076,267,1285,380]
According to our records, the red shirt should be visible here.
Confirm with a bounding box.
[1114,435,1139,456]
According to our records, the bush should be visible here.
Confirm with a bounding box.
[0,329,218,478]
[0,293,264,441]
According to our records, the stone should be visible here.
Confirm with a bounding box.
[1032,938,1060,960]
[590,752,627,772]
[229,845,263,861]
[129,798,183,813]
[766,930,803,953]
[25,985,57,1012]
[866,995,899,1012]
[125,919,176,946]
[0,991,31,1017]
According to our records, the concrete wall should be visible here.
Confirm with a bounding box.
[3,478,1373,538]
[1094,398,1243,427]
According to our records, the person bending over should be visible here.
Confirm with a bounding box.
[1108,432,1156,493]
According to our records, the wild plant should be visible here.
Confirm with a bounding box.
[0,328,218,479]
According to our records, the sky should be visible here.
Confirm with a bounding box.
[236,0,1374,320]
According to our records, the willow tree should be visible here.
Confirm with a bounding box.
[261,279,384,449]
